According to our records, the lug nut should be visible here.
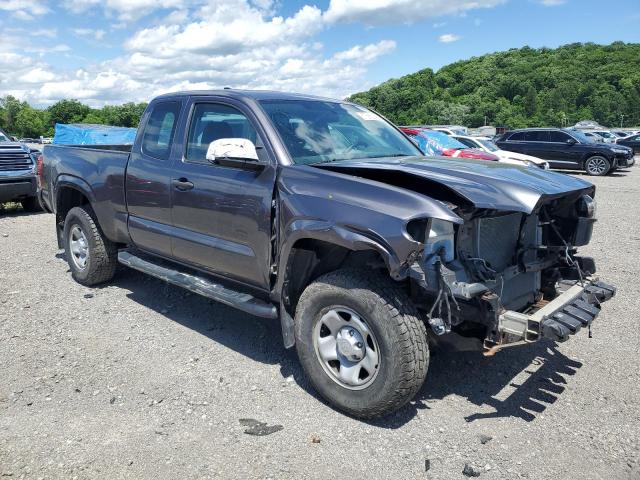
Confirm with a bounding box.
[349,330,355,337]
[356,342,363,348]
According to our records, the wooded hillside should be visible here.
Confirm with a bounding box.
[348,42,640,128]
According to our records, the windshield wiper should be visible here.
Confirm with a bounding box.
[366,153,413,159]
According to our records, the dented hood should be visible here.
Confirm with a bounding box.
[316,156,595,214]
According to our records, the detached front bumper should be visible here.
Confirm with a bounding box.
[484,277,616,355]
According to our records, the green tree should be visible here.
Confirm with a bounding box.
[47,99,91,127]
[15,107,47,138]
[0,96,27,133]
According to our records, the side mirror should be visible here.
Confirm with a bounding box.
[566,138,577,145]
[206,138,265,171]
[10,136,18,142]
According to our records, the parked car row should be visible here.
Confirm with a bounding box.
[407,123,636,176]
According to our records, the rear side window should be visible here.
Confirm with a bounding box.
[549,131,572,142]
[185,103,258,163]
[141,101,180,160]
[507,132,525,141]
[524,131,549,142]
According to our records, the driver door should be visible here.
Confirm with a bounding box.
[169,98,277,290]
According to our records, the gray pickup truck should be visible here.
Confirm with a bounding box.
[0,128,41,211]
[39,90,615,418]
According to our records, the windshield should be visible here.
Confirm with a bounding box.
[411,130,468,155]
[0,132,8,142]
[259,100,421,164]
[477,138,499,152]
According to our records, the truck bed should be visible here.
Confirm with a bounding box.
[41,144,131,244]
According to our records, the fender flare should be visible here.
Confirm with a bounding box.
[54,174,96,213]
[274,219,412,350]
[274,219,408,300]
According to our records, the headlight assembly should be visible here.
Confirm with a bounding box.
[425,219,456,263]
[577,194,596,218]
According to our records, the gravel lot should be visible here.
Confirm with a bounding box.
[1,167,639,480]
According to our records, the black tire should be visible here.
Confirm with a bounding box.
[20,196,42,212]
[63,205,117,286]
[294,268,429,418]
[584,155,610,176]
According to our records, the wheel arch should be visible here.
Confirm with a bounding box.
[54,177,95,248]
[275,222,409,349]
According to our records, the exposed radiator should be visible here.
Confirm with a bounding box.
[476,213,522,271]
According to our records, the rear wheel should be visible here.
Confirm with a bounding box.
[294,268,429,418]
[584,156,610,176]
[63,206,117,286]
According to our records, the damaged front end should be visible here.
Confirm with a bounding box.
[409,191,616,355]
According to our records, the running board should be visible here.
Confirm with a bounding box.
[118,250,278,319]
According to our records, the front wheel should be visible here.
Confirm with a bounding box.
[294,269,429,418]
[584,156,610,176]
[63,206,117,286]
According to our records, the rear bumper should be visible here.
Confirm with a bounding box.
[0,176,37,203]
[484,277,616,355]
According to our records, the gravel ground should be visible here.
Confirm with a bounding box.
[1,167,639,480]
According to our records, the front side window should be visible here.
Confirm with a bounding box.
[260,100,421,165]
[549,131,571,143]
[141,101,180,160]
[508,132,526,141]
[524,131,549,142]
[185,103,258,163]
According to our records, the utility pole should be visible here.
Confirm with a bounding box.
[620,114,624,128]
[484,115,487,126]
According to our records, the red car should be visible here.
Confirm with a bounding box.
[400,127,499,161]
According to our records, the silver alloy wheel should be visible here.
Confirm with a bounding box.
[69,225,89,270]
[312,306,381,390]
[587,157,608,175]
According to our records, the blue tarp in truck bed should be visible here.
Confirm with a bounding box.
[53,123,137,145]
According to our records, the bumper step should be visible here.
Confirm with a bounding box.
[540,281,616,342]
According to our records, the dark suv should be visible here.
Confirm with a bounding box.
[496,128,634,176]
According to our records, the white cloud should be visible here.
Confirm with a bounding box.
[62,0,187,22]
[438,33,461,43]
[72,28,107,41]
[0,0,48,20]
[1,0,515,106]
[537,0,566,5]
[4,1,397,106]
[324,0,506,25]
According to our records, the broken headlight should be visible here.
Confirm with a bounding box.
[425,219,456,263]
[577,194,596,218]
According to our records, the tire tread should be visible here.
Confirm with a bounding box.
[65,206,117,285]
[296,268,429,418]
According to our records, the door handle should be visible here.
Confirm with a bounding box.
[172,178,194,191]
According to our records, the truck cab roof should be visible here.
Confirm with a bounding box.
[154,89,343,104]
